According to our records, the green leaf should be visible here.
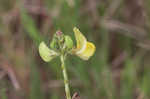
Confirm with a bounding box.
[39,42,58,62]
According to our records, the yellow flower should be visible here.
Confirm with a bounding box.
[38,27,95,62]
[72,27,96,60]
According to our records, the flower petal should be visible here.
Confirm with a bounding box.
[76,42,96,60]
[39,42,58,62]
[73,27,87,51]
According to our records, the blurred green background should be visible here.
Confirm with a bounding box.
[0,0,150,99]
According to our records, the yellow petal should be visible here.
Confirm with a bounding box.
[73,27,87,51]
[76,42,96,60]
[73,27,96,60]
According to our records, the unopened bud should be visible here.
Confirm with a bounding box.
[50,38,59,50]
[56,30,62,36]
[64,35,73,50]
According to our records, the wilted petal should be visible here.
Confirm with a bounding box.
[39,42,58,62]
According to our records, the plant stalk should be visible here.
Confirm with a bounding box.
[60,55,71,99]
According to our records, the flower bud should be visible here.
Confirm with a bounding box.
[50,38,58,49]
[64,35,73,50]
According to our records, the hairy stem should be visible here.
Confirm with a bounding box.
[60,55,71,99]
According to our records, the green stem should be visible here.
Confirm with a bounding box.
[60,55,71,99]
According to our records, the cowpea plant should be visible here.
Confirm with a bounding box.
[39,27,96,99]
